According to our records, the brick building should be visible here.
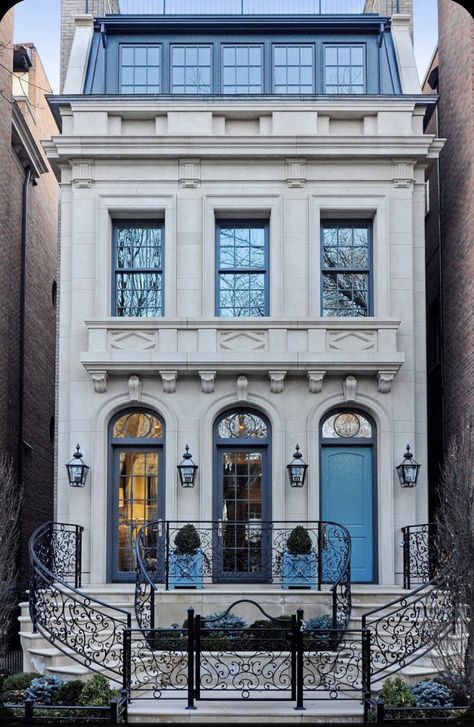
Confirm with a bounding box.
[0,9,58,593]
[424,0,474,514]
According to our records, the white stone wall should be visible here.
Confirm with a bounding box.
[48,18,442,587]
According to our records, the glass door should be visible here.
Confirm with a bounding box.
[215,447,270,582]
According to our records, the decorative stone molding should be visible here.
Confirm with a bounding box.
[285,158,307,188]
[343,375,358,402]
[392,160,414,189]
[377,370,397,394]
[160,370,178,393]
[71,159,94,188]
[128,375,142,402]
[236,375,248,401]
[269,370,286,394]
[199,370,216,394]
[179,158,201,188]
[308,370,326,394]
[219,329,267,351]
[90,370,108,393]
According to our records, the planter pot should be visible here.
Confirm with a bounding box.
[282,549,316,589]
[168,549,203,589]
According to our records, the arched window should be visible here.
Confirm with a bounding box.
[109,408,165,582]
[321,410,373,440]
[214,408,271,583]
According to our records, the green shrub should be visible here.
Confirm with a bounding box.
[54,679,85,706]
[26,675,64,705]
[411,679,453,708]
[203,611,247,632]
[0,669,12,692]
[286,526,312,555]
[379,676,415,708]
[1,672,38,694]
[174,524,201,555]
[78,675,116,706]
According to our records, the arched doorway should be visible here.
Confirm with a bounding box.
[320,409,376,583]
[214,408,271,583]
[108,408,165,582]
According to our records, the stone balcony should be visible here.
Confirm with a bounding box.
[81,318,403,393]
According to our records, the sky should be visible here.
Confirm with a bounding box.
[12,0,439,94]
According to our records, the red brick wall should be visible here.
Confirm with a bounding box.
[437,0,474,443]
[0,11,58,585]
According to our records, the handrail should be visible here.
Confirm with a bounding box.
[135,519,352,634]
[401,522,437,590]
[362,573,454,683]
[29,521,131,682]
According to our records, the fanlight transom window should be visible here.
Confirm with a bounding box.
[217,410,268,440]
[112,411,163,439]
[322,411,372,439]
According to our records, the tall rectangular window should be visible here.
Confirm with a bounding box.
[273,45,313,93]
[120,45,161,94]
[222,46,263,94]
[324,45,365,94]
[113,222,164,317]
[216,222,268,317]
[321,221,371,317]
[171,45,212,93]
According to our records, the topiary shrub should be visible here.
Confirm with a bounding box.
[26,675,64,705]
[78,675,116,706]
[53,679,85,706]
[174,524,201,555]
[410,679,454,708]
[286,525,312,555]
[379,676,415,708]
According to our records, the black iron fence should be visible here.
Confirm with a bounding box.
[135,519,351,633]
[401,522,438,590]
[3,693,128,724]
[85,0,401,16]
[124,599,365,710]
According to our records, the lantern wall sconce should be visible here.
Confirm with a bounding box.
[396,444,421,487]
[287,444,308,488]
[65,444,90,488]
[177,445,198,488]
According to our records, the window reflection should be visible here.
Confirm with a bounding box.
[322,412,372,439]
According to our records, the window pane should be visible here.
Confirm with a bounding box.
[322,412,372,439]
[222,45,262,93]
[120,45,160,94]
[172,45,211,93]
[321,222,371,317]
[324,45,365,94]
[273,45,313,93]
[114,224,163,317]
[217,411,268,439]
[113,412,163,439]
[135,47,147,65]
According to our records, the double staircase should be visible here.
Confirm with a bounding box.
[19,521,454,723]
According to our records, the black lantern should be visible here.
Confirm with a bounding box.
[65,444,89,488]
[287,444,308,488]
[396,444,421,487]
[177,445,198,488]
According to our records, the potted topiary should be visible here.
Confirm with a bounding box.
[282,525,316,589]
[169,523,203,589]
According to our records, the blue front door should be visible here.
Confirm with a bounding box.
[321,445,374,583]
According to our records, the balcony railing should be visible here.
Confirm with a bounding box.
[86,0,400,16]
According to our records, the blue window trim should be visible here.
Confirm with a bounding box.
[112,219,165,318]
[170,43,213,94]
[322,42,366,94]
[271,43,315,94]
[320,219,373,318]
[215,219,270,318]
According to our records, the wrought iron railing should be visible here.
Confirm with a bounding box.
[361,574,454,688]
[86,0,401,16]
[135,520,351,633]
[401,522,438,590]
[29,522,131,683]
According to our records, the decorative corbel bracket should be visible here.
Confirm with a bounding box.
[285,158,307,188]
[377,370,397,394]
[128,375,142,402]
[308,370,326,394]
[343,375,358,402]
[90,369,108,393]
[179,158,201,188]
[71,159,95,188]
[160,370,178,393]
[199,370,216,394]
[236,375,248,401]
[392,160,415,189]
[269,370,286,394]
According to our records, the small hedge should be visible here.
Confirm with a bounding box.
[79,675,116,706]
[53,679,85,706]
